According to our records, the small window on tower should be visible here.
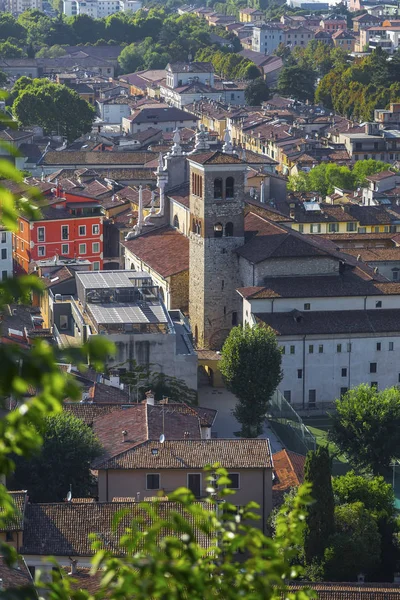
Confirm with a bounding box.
[226,176,234,198]
[173,214,179,229]
[214,178,223,199]
[214,223,223,238]
[225,222,234,237]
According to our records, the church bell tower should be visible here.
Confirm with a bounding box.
[188,149,247,350]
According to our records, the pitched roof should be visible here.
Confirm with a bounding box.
[128,106,196,124]
[0,557,32,590]
[288,582,400,599]
[366,170,396,182]
[42,151,155,167]
[96,438,273,470]
[121,226,189,278]
[21,501,214,556]
[238,213,332,263]
[272,450,305,491]
[0,491,27,531]
[63,402,126,426]
[256,309,400,335]
[167,62,214,73]
[188,151,245,165]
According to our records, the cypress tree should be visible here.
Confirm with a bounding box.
[303,446,335,565]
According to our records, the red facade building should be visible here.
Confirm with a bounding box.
[13,195,104,274]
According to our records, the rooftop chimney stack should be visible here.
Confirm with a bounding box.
[145,390,155,405]
[69,560,78,576]
[122,430,128,442]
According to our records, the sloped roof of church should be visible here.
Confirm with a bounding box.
[188,151,245,165]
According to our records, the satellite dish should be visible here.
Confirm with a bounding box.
[67,491,72,502]
[159,434,165,444]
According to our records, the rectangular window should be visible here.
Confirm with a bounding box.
[346,222,357,232]
[309,344,314,354]
[187,473,201,498]
[328,223,339,233]
[347,343,352,352]
[92,224,100,235]
[93,261,100,271]
[389,342,394,351]
[358,227,366,234]
[340,387,348,397]
[61,244,69,255]
[280,345,285,354]
[1,232,6,243]
[19,222,24,232]
[376,342,381,351]
[79,225,86,236]
[2,270,7,281]
[341,367,347,377]
[297,369,303,379]
[232,311,238,326]
[304,303,310,310]
[1,248,6,260]
[308,389,316,406]
[62,225,69,240]
[283,390,291,403]
[38,246,45,257]
[21,242,24,251]
[318,344,323,353]
[92,242,100,253]
[38,227,45,242]
[298,224,304,233]
[376,301,382,308]
[290,345,295,354]
[227,473,240,489]
[337,344,342,353]
[79,244,86,255]
[310,224,321,233]
[146,473,160,490]
[370,362,377,373]
[371,382,378,389]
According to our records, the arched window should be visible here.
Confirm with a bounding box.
[225,222,234,237]
[194,325,198,343]
[191,172,195,195]
[214,178,223,199]
[192,218,196,233]
[173,214,179,229]
[197,221,202,236]
[214,222,223,238]
[130,263,135,270]
[226,176,234,198]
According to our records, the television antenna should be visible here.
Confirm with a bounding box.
[159,433,165,444]
[66,490,72,502]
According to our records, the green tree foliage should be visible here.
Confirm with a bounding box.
[0,71,7,86]
[316,48,400,119]
[303,447,335,566]
[0,13,27,42]
[0,41,26,58]
[35,44,67,58]
[220,324,282,437]
[13,79,96,142]
[332,470,395,518]
[329,384,400,475]
[66,13,106,44]
[287,160,392,196]
[277,64,316,103]
[195,47,260,81]
[11,412,102,502]
[292,40,348,78]
[118,43,145,73]
[324,502,381,581]
[244,77,270,105]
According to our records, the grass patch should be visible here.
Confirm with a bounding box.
[303,417,351,475]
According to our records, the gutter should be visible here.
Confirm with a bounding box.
[302,335,306,410]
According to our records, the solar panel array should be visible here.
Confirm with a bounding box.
[88,303,167,325]
[77,271,151,290]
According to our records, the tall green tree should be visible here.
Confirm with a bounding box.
[245,77,270,105]
[0,41,26,58]
[220,324,282,437]
[303,447,335,566]
[11,412,102,502]
[329,384,400,475]
[324,502,381,581]
[13,80,96,142]
[277,64,316,103]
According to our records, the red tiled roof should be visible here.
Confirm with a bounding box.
[188,151,245,165]
[288,582,400,599]
[272,450,305,491]
[121,226,189,278]
[0,558,32,590]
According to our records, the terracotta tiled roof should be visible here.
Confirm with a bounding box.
[272,450,305,491]
[168,182,190,208]
[238,213,332,263]
[89,382,129,404]
[42,151,155,166]
[63,402,125,426]
[97,439,273,470]
[0,491,27,531]
[22,501,215,556]
[121,226,189,278]
[288,582,400,599]
[0,558,32,590]
[238,270,400,299]
[366,170,396,182]
[62,567,105,596]
[188,151,245,165]
[42,266,74,288]
[343,247,400,262]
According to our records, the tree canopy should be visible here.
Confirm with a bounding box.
[11,412,102,502]
[220,324,282,437]
[277,63,316,103]
[329,384,400,475]
[245,77,270,105]
[12,79,96,142]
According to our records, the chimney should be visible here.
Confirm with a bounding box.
[69,560,78,576]
[145,390,155,405]
[184,431,190,439]
[122,430,128,442]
